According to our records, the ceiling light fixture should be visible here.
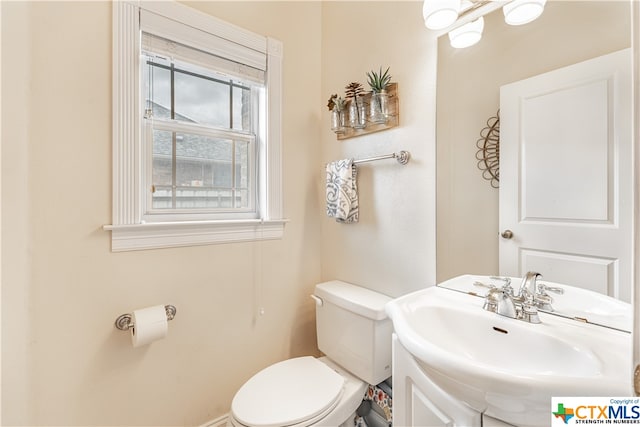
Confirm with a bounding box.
[423,0,461,30]
[448,16,484,48]
[503,0,547,26]
[423,0,547,49]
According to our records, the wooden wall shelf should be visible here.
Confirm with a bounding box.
[337,83,399,140]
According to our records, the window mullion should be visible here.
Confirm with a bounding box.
[229,80,234,129]
[170,62,175,120]
[232,140,237,208]
[172,131,177,209]
[230,84,235,208]
[151,119,254,141]
[171,64,177,209]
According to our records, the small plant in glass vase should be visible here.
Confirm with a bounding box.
[327,94,347,134]
[345,82,366,129]
[366,66,392,124]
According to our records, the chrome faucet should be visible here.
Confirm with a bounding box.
[518,271,542,297]
[515,271,542,324]
[515,271,564,312]
[480,272,563,324]
[517,271,541,301]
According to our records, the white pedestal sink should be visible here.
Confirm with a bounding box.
[386,282,632,426]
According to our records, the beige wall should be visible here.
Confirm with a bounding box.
[320,2,437,298]
[436,1,631,282]
[2,2,31,424]
[2,1,324,425]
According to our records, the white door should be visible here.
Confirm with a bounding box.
[499,48,632,302]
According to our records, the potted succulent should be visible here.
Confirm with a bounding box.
[327,94,347,134]
[345,82,366,129]
[366,66,392,124]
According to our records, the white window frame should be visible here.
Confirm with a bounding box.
[106,1,285,251]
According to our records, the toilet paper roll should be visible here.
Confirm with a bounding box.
[131,305,168,347]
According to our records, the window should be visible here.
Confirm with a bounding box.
[108,1,285,251]
[141,35,260,220]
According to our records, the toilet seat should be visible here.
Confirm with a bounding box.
[231,356,346,427]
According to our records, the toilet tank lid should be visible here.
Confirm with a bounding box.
[314,280,392,320]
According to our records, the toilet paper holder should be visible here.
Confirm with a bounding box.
[114,305,177,331]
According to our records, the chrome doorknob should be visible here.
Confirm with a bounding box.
[501,230,514,239]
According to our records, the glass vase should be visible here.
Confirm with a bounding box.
[330,108,346,134]
[369,91,389,124]
[348,97,366,129]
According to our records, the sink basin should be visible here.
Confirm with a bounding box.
[386,285,631,427]
[412,305,600,377]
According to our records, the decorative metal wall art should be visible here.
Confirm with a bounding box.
[475,110,500,188]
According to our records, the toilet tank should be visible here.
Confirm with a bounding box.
[313,280,393,385]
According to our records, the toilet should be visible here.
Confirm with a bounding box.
[228,280,393,427]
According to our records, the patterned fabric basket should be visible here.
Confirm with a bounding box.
[354,384,392,426]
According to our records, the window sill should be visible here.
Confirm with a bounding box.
[103,219,288,252]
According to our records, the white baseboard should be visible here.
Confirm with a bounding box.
[201,413,228,427]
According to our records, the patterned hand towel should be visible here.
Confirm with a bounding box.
[326,159,359,223]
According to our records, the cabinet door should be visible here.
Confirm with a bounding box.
[392,335,481,427]
[406,378,456,426]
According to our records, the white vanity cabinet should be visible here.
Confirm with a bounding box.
[392,334,519,426]
[392,335,482,427]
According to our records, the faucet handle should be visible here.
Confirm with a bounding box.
[473,281,496,296]
[533,292,552,304]
[474,279,513,297]
[520,303,541,324]
[483,287,517,318]
[538,283,564,295]
[533,283,559,311]
[473,281,496,289]
[482,288,500,313]
[489,276,512,287]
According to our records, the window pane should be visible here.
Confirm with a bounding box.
[143,60,172,120]
[235,140,250,209]
[151,65,172,119]
[151,129,253,211]
[176,133,232,187]
[174,71,230,127]
[175,132,239,209]
[152,129,173,209]
[233,85,252,131]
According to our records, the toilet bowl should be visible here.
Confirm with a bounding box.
[227,281,393,427]
[228,357,366,427]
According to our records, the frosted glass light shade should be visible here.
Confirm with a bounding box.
[448,16,484,48]
[423,0,461,30]
[503,0,547,26]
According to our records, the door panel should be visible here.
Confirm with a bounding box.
[520,249,617,296]
[521,79,611,222]
[500,48,632,302]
